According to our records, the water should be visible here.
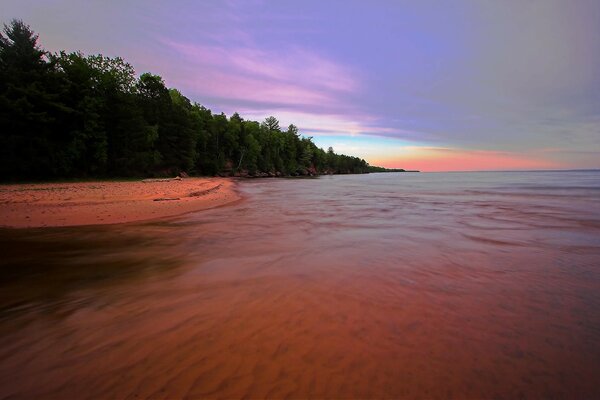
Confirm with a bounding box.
[1,171,599,398]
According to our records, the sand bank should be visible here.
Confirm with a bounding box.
[0,177,240,228]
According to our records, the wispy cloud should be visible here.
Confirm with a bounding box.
[159,39,360,114]
[154,37,423,143]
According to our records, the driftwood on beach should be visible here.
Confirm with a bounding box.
[189,184,222,197]
[142,177,182,183]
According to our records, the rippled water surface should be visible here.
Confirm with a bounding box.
[1,171,599,399]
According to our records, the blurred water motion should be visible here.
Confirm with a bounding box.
[1,171,599,398]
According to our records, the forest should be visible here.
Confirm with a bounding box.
[0,20,400,181]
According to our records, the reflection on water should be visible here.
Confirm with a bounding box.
[1,171,599,398]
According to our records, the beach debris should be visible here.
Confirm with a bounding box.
[188,184,222,197]
[142,177,182,183]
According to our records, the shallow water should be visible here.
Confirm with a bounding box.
[1,171,599,399]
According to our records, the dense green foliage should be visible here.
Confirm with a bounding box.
[0,20,384,181]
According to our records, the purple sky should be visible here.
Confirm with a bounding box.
[4,0,600,170]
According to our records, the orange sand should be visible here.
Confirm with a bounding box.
[0,178,240,228]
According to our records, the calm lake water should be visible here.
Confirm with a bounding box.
[1,171,599,399]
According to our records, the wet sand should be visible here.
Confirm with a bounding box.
[0,171,599,398]
[0,177,240,228]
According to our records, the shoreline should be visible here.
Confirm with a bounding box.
[0,177,240,228]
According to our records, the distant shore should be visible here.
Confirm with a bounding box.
[0,178,240,228]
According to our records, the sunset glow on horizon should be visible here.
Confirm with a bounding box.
[373,149,558,173]
[4,0,599,171]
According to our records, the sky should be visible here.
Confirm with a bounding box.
[3,0,599,171]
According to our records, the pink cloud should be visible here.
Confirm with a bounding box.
[157,39,360,110]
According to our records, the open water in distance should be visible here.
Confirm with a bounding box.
[1,170,599,398]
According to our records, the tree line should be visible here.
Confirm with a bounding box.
[0,20,399,181]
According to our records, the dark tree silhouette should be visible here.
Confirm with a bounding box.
[0,20,396,181]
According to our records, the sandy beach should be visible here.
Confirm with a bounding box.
[0,177,240,228]
[1,172,599,398]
